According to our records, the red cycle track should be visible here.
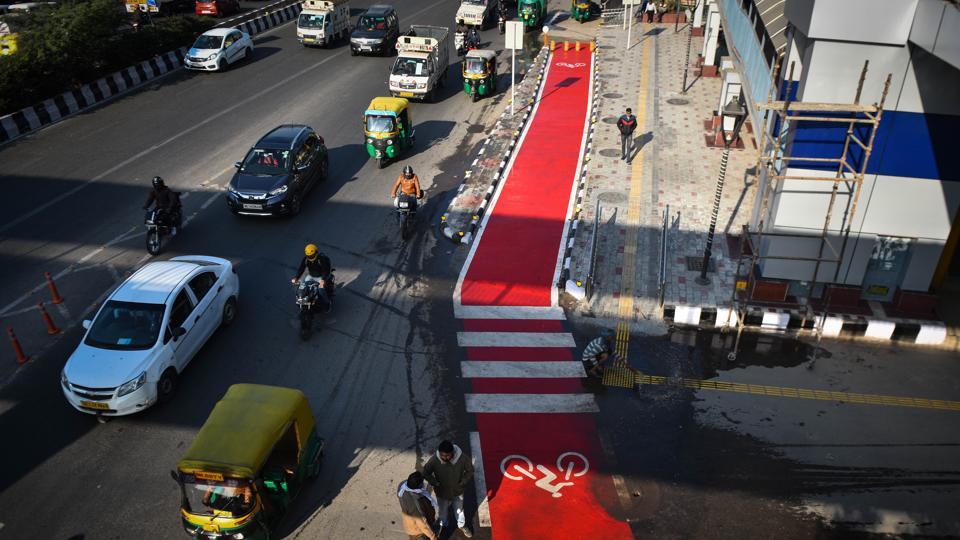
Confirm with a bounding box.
[454,47,632,539]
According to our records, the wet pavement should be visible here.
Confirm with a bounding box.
[573,321,960,537]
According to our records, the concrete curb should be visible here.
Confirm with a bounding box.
[663,302,953,348]
[0,1,302,144]
[559,46,600,294]
[439,47,551,245]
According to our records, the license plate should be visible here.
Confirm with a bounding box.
[398,201,410,208]
[399,91,414,97]
[303,37,315,42]
[360,46,371,50]
[81,400,109,410]
[242,203,263,210]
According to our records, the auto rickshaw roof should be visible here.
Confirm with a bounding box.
[365,96,408,117]
[177,384,316,478]
[466,49,496,61]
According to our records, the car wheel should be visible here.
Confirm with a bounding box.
[218,59,227,72]
[350,48,357,56]
[289,194,302,216]
[243,47,251,61]
[221,296,237,327]
[157,369,178,404]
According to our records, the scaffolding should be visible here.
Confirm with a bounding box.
[726,60,892,359]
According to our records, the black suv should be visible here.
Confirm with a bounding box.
[226,125,329,216]
[350,4,399,56]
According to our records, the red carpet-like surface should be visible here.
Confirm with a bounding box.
[459,48,594,307]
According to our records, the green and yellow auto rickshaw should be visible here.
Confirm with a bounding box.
[462,49,497,102]
[363,96,416,169]
[571,0,591,23]
[518,0,544,28]
[172,384,325,540]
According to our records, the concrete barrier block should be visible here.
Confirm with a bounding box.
[915,323,947,345]
[674,306,702,326]
[820,316,844,337]
[761,310,789,330]
[865,319,895,340]
[565,279,586,300]
[714,307,737,328]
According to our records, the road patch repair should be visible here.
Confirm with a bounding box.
[453,45,632,538]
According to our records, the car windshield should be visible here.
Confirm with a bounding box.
[241,148,290,175]
[392,57,427,76]
[298,13,324,28]
[366,115,396,133]
[465,58,486,74]
[357,15,386,31]
[193,34,223,50]
[84,301,165,351]
[182,477,255,517]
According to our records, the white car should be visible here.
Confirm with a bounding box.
[61,256,239,417]
[184,27,252,72]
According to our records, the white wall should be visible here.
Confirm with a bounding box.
[785,0,918,46]
[909,0,960,71]
[797,39,910,106]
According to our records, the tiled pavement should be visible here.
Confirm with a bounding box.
[567,18,757,321]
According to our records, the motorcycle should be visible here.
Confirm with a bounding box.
[144,207,178,255]
[498,15,506,34]
[395,192,423,240]
[294,273,335,340]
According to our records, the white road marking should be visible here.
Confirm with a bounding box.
[454,304,566,320]
[461,361,586,378]
[465,393,599,413]
[0,51,348,234]
[457,331,577,348]
[469,432,492,528]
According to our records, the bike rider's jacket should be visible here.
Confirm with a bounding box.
[617,113,637,136]
[143,187,181,211]
[423,444,475,499]
[296,253,332,279]
[391,174,423,198]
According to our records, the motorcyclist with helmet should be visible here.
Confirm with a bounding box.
[143,176,182,235]
[391,165,424,211]
[292,244,334,312]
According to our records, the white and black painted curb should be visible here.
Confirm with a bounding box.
[664,303,950,347]
[439,47,551,245]
[559,44,600,293]
[0,1,302,144]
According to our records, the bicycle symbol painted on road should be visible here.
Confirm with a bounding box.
[499,452,589,498]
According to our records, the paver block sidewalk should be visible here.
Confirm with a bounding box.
[566,20,757,321]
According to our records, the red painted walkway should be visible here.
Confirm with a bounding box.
[454,48,633,540]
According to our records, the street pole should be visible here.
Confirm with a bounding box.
[627,1,632,50]
[680,3,695,93]
[695,142,729,285]
[674,0,681,32]
[511,46,516,115]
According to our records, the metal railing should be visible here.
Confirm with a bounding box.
[657,204,669,307]
[585,200,602,301]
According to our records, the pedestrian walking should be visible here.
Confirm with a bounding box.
[617,107,638,161]
[636,0,647,21]
[657,0,666,22]
[645,0,656,22]
[423,440,475,538]
[582,329,617,378]
[398,471,438,540]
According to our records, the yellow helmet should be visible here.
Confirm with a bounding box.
[304,244,318,258]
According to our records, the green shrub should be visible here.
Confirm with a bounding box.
[0,0,216,115]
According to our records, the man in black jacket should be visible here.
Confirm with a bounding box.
[616,107,638,162]
[292,244,334,311]
[143,176,182,234]
[423,440,474,538]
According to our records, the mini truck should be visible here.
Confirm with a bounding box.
[389,25,450,102]
[297,0,350,47]
[456,0,495,29]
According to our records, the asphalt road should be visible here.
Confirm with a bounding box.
[0,2,534,537]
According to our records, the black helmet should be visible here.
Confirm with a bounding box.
[152,176,165,189]
[403,165,414,178]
